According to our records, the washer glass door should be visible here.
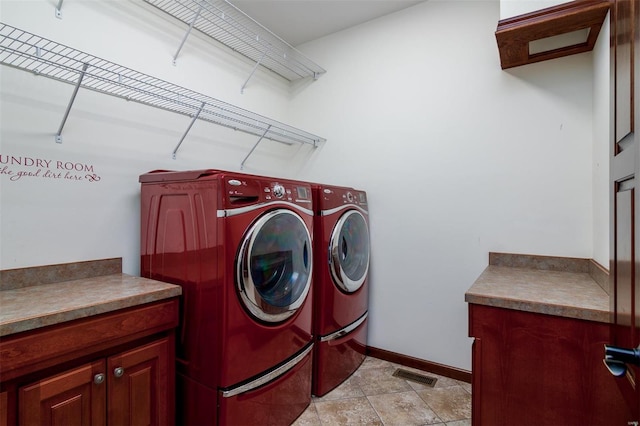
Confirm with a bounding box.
[237,209,312,322]
[330,210,370,293]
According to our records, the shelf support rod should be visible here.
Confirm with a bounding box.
[240,125,271,169]
[55,63,88,144]
[241,48,268,94]
[172,102,206,159]
[173,3,204,65]
[55,0,64,19]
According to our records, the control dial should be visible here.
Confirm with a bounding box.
[272,184,285,198]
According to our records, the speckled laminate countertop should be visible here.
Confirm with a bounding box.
[0,259,181,337]
[465,253,610,323]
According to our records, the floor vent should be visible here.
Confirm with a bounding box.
[392,368,438,387]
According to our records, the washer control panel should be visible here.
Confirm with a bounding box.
[263,182,310,202]
[272,184,286,198]
[225,177,311,205]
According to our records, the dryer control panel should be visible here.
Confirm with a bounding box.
[317,186,368,212]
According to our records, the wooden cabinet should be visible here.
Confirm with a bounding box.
[469,303,631,425]
[18,339,170,426]
[0,299,178,426]
[107,339,171,425]
[495,0,609,69]
[1,390,10,426]
[19,360,106,426]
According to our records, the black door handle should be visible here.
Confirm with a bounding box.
[603,345,640,377]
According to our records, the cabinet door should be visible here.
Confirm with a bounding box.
[107,338,172,426]
[1,389,9,426]
[609,0,640,419]
[470,304,631,425]
[18,360,106,426]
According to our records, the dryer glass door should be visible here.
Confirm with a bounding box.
[237,209,312,322]
[330,210,370,293]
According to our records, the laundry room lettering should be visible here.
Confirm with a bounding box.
[0,154,102,183]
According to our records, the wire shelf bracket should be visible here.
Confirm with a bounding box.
[145,0,326,91]
[172,101,205,159]
[55,62,88,143]
[172,2,204,66]
[0,23,326,164]
[241,48,267,94]
[240,124,270,170]
[55,0,64,19]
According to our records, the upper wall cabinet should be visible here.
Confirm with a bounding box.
[495,0,610,69]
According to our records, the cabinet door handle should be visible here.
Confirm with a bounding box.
[113,367,125,378]
[94,373,106,385]
[603,345,640,377]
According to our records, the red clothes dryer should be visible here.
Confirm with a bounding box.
[140,169,314,425]
[311,184,370,397]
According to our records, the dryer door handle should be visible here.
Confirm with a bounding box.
[320,312,368,344]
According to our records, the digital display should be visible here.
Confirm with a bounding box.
[297,186,309,199]
[359,193,367,203]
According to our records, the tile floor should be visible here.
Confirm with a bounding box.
[293,356,472,425]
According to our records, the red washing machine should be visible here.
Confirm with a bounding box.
[311,184,370,397]
[140,169,314,425]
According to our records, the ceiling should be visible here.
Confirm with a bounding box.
[230,0,426,46]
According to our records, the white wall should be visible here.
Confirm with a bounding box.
[0,0,604,371]
[499,0,566,19]
[592,15,611,268]
[497,0,611,269]
[291,0,597,370]
[0,0,315,273]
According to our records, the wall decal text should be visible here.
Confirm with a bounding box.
[0,154,102,183]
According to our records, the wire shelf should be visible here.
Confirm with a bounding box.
[0,23,325,154]
[145,0,326,81]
